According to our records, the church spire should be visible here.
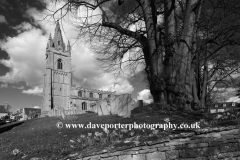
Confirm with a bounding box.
[53,21,65,50]
[67,40,71,53]
[49,33,52,40]
[47,33,53,48]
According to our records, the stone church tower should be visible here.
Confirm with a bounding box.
[42,21,72,116]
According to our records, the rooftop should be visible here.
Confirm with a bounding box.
[71,86,115,94]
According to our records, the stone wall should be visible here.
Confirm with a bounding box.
[77,126,240,160]
[93,94,142,118]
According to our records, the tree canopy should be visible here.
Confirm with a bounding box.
[48,0,240,112]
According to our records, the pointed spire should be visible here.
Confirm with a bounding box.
[49,33,52,40]
[47,33,53,49]
[53,20,65,50]
[55,21,60,34]
[67,40,71,53]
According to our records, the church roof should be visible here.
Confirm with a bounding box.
[70,96,101,101]
[70,86,115,94]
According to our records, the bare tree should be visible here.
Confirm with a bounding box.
[47,0,240,111]
[194,0,240,110]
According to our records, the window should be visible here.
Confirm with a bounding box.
[215,104,218,108]
[78,91,82,97]
[58,41,60,45]
[60,88,61,91]
[223,104,226,107]
[99,94,102,99]
[108,95,111,98]
[89,92,93,98]
[232,103,235,106]
[82,102,87,110]
[57,59,62,69]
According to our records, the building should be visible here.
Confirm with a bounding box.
[16,108,41,121]
[42,22,115,116]
[209,102,239,113]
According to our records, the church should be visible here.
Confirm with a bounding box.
[41,22,115,116]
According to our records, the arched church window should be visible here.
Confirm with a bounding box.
[57,59,62,70]
[89,92,93,98]
[78,91,82,97]
[82,102,87,110]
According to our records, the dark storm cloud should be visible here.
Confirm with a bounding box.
[0,0,46,76]
[0,0,46,37]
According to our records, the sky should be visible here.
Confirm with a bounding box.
[0,0,153,112]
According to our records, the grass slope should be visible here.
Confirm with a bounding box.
[0,104,238,160]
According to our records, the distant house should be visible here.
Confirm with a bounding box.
[209,102,239,113]
[18,108,41,120]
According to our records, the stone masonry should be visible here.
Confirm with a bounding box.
[42,22,115,117]
[42,22,143,117]
[72,126,240,160]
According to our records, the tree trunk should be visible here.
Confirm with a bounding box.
[163,0,177,106]
[141,0,166,105]
[165,0,203,111]
[200,56,208,110]
[141,0,203,111]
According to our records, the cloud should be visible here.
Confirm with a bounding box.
[0,24,46,87]
[12,86,24,90]
[212,87,238,103]
[0,83,8,88]
[137,89,153,104]
[0,15,7,24]
[13,22,33,33]
[99,76,134,94]
[111,80,134,94]
[22,86,43,96]
[226,96,240,103]
[71,44,134,94]
[0,2,136,97]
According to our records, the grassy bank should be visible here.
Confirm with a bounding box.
[0,106,238,160]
